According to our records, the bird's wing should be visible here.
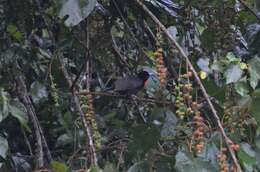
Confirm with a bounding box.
[114,77,143,91]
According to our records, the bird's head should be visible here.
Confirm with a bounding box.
[137,71,150,81]
[137,70,157,88]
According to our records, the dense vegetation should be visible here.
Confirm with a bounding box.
[1,0,260,171]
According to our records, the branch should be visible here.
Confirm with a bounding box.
[135,0,242,171]
[58,54,98,166]
[77,91,171,105]
[15,75,52,167]
[238,0,260,22]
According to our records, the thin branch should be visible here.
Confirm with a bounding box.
[58,54,98,166]
[237,0,260,22]
[15,76,44,168]
[84,20,98,166]
[111,29,131,72]
[135,0,242,171]
[21,126,33,156]
[77,91,171,105]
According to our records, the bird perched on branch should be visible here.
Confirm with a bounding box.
[113,70,153,95]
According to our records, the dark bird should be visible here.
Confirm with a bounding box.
[114,71,151,95]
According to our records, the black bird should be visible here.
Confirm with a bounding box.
[114,71,151,95]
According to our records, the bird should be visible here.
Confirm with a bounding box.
[113,71,152,95]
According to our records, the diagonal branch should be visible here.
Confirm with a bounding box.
[15,75,52,168]
[135,0,242,171]
[237,0,260,22]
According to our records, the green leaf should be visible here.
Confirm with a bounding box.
[30,81,48,104]
[128,125,160,157]
[196,23,206,35]
[51,161,69,172]
[237,143,257,172]
[235,81,250,96]
[127,161,149,172]
[211,61,225,73]
[175,149,217,172]
[248,57,260,89]
[9,100,28,126]
[202,79,225,104]
[197,142,219,169]
[0,136,8,159]
[6,24,18,34]
[58,0,97,26]
[224,64,243,84]
[161,109,178,137]
[6,24,23,41]
[201,28,217,51]
[226,52,240,63]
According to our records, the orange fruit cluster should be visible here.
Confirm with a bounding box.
[154,48,167,86]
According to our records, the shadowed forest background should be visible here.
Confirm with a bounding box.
[1,0,260,171]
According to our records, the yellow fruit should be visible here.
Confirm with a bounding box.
[199,71,207,79]
[239,62,248,70]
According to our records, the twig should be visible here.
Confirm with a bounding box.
[111,0,149,59]
[111,29,131,71]
[132,96,147,123]
[135,0,242,171]
[21,126,33,156]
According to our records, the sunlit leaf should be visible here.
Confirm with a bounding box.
[235,81,250,96]
[0,88,10,122]
[224,64,243,84]
[248,57,260,89]
[58,0,97,26]
[51,161,69,172]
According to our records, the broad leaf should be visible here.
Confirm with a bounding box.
[58,0,97,26]
[30,81,48,104]
[237,143,257,172]
[224,64,243,84]
[235,81,250,96]
[197,58,211,73]
[127,161,149,172]
[175,149,217,172]
[248,57,260,89]
[9,100,28,126]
